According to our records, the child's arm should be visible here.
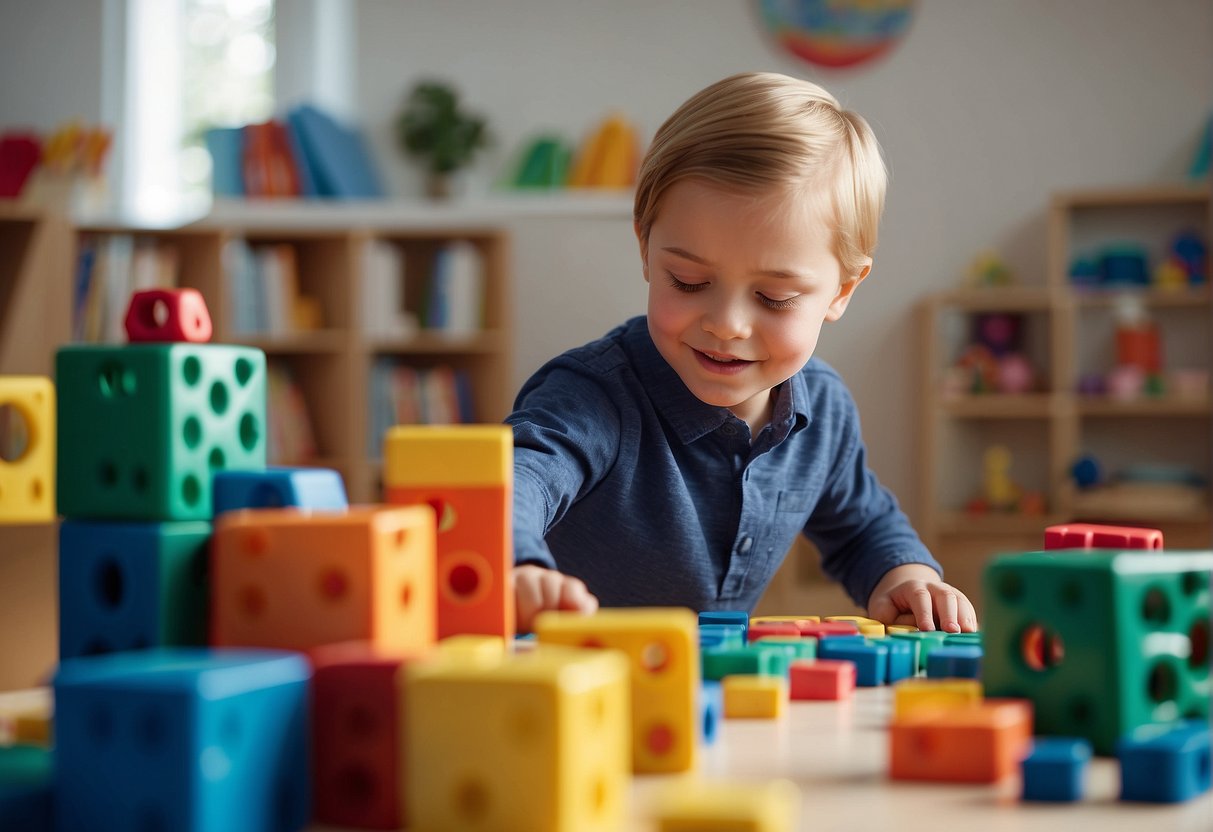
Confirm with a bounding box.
[865,563,978,633]
[514,564,599,633]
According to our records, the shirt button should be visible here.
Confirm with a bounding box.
[720,423,737,436]
[737,536,753,555]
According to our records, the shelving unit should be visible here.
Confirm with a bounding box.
[919,184,1212,603]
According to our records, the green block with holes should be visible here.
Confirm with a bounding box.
[983,549,1213,755]
[56,344,266,520]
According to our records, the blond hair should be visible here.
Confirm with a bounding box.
[634,72,887,278]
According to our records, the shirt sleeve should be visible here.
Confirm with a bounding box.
[802,385,942,607]
[506,361,623,570]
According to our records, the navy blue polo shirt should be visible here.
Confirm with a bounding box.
[507,315,940,612]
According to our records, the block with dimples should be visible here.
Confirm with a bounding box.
[404,644,629,832]
[383,424,513,640]
[0,376,55,523]
[211,505,435,653]
[535,607,699,773]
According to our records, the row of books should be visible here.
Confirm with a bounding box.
[222,240,322,337]
[266,363,318,465]
[361,239,486,338]
[367,361,476,455]
[73,235,179,343]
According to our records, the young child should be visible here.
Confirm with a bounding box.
[508,72,977,635]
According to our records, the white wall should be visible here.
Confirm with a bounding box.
[354,0,1212,522]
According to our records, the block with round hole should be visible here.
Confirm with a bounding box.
[124,288,214,343]
[534,607,699,774]
[212,466,348,516]
[58,519,211,660]
[56,344,266,520]
[1117,719,1212,803]
[0,375,55,523]
[211,505,436,653]
[52,648,310,832]
[403,644,629,832]
[983,549,1213,754]
[383,424,513,640]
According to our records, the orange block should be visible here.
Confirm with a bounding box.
[211,505,436,653]
[384,426,514,640]
[889,699,1033,783]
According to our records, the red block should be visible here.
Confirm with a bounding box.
[798,621,859,639]
[1044,522,1163,551]
[789,659,856,701]
[124,288,214,343]
[310,641,412,829]
[747,622,801,641]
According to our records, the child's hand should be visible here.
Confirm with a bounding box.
[866,563,978,633]
[513,564,599,634]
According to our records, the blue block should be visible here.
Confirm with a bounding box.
[53,648,311,832]
[211,467,348,516]
[1118,721,1212,803]
[699,611,748,638]
[816,639,888,687]
[698,624,745,650]
[0,745,53,831]
[59,520,211,660]
[1021,737,1091,802]
[925,644,983,679]
[884,639,914,683]
[700,681,723,746]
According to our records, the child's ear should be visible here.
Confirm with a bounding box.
[825,260,871,321]
[634,220,650,282]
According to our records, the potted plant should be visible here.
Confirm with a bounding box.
[396,81,490,199]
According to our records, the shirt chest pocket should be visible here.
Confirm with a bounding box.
[776,489,812,516]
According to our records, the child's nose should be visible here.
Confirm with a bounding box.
[701,298,751,340]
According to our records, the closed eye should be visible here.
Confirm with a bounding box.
[758,294,798,310]
[667,273,707,293]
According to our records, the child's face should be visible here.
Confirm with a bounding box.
[639,178,868,432]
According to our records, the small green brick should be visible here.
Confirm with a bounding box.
[755,635,817,661]
[701,644,791,682]
[57,344,266,520]
[889,630,948,672]
[983,549,1213,755]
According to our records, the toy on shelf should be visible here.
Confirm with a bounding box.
[965,445,1045,516]
[947,312,1039,396]
[1070,230,1208,292]
[964,250,1015,288]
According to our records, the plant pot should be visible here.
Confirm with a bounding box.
[425,173,455,200]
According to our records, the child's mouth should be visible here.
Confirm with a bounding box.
[694,349,753,374]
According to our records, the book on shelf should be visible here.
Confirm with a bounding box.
[266,362,318,464]
[72,235,180,343]
[423,240,485,335]
[367,359,476,455]
[360,238,417,339]
[222,239,318,338]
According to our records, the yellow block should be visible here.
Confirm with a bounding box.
[650,778,800,831]
[887,624,920,634]
[723,675,787,719]
[436,634,508,664]
[535,607,699,773]
[383,424,512,487]
[14,712,52,746]
[404,644,629,832]
[0,376,55,523]
[750,615,820,625]
[892,677,983,719]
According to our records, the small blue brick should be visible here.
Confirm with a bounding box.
[1021,737,1091,802]
[700,681,723,745]
[0,745,52,831]
[698,611,749,639]
[1118,721,1213,803]
[925,644,983,679]
[211,467,348,516]
[884,639,914,683]
[698,624,746,650]
[54,648,311,832]
[816,638,888,687]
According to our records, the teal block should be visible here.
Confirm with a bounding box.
[700,644,790,682]
[983,549,1213,755]
[57,344,267,520]
[889,630,948,672]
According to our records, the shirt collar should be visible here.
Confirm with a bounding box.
[624,317,813,445]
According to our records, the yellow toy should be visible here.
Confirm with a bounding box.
[892,678,983,720]
[982,445,1021,511]
[0,376,55,522]
[723,675,788,719]
[648,778,801,832]
[403,644,629,832]
[825,614,886,637]
[534,607,699,773]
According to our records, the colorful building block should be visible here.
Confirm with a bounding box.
[700,681,722,745]
[889,700,1033,783]
[0,744,52,831]
[983,549,1213,754]
[799,620,859,639]
[722,674,787,718]
[0,375,55,523]
[310,641,410,829]
[701,610,749,634]
[56,344,266,520]
[53,648,311,832]
[383,424,514,639]
[747,621,800,640]
[755,635,817,661]
[816,637,888,686]
[124,288,214,343]
[699,623,746,650]
[535,608,699,773]
[701,644,791,683]
[825,614,887,636]
[885,639,915,683]
[648,777,800,832]
[889,629,948,673]
[1045,522,1163,551]
[59,519,211,659]
[893,678,983,720]
[404,645,629,832]
[1021,737,1091,802]
[212,466,348,515]
[211,505,436,653]
[789,659,855,701]
[925,644,983,679]
[1118,720,1213,803]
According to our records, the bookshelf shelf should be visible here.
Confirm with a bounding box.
[366,330,506,355]
[237,331,349,354]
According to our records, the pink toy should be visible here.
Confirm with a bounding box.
[1106,365,1145,401]
[996,353,1034,394]
[124,288,214,343]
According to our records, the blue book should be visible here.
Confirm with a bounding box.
[283,117,319,197]
[203,127,245,197]
[287,104,385,198]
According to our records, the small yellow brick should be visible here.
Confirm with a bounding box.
[750,615,820,625]
[383,424,512,487]
[722,675,787,719]
[892,677,983,719]
[436,634,508,663]
[650,777,801,831]
[887,624,920,634]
